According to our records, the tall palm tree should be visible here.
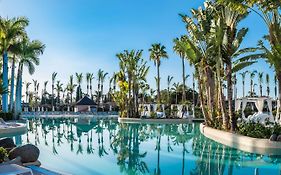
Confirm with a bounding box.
[89,74,94,99]
[250,71,257,97]
[51,72,57,111]
[0,17,29,112]
[55,81,63,106]
[174,36,188,103]
[97,69,108,104]
[14,39,45,116]
[240,71,248,97]
[258,72,263,97]
[172,82,181,104]
[43,81,48,104]
[274,75,277,100]
[167,75,174,104]
[149,43,168,103]
[75,73,83,101]
[100,72,108,104]
[67,75,76,104]
[266,74,270,97]
[86,73,93,96]
[25,82,31,103]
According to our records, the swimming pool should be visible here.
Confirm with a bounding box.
[4,117,281,175]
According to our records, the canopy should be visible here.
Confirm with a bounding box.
[235,97,273,120]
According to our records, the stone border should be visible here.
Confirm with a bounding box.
[118,117,197,124]
[0,123,27,137]
[200,123,281,155]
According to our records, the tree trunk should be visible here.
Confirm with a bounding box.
[226,62,235,131]
[242,80,245,97]
[157,61,161,103]
[182,57,186,103]
[9,55,15,111]
[277,71,281,118]
[259,84,262,97]
[2,51,8,112]
[15,63,23,118]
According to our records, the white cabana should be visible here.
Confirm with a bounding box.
[235,97,274,123]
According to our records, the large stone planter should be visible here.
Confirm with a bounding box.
[200,123,281,155]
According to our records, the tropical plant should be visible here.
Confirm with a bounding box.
[167,75,174,104]
[67,75,77,104]
[51,72,57,110]
[240,71,248,97]
[14,38,45,117]
[266,73,270,96]
[250,70,257,97]
[75,73,83,101]
[55,81,63,106]
[114,50,149,118]
[174,36,188,102]
[149,43,168,103]
[0,16,29,112]
[25,82,31,103]
[258,72,263,96]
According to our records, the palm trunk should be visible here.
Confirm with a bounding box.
[277,71,281,115]
[52,82,54,110]
[182,57,186,103]
[259,84,262,97]
[242,80,245,97]
[15,63,23,118]
[2,51,8,112]
[157,62,161,103]
[9,55,15,111]
[226,63,235,131]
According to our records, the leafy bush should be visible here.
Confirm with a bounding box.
[0,112,13,121]
[238,122,281,139]
[194,107,204,119]
[150,112,157,118]
[0,147,7,163]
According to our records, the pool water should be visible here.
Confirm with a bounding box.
[4,117,281,175]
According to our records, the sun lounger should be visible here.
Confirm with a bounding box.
[0,164,33,175]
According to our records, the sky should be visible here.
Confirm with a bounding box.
[0,0,277,98]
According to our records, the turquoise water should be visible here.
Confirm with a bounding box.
[3,117,281,175]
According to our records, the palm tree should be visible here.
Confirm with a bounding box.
[55,81,63,106]
[274,75,277,99]
[25,82,31,103]
[97,69,108,104]
[89,74,94,99]
[75,73,83,101]
[14,39,45,116]
[240,71,248,97]
[258,72,263,96]
[174,36,188,103]
[266,74,270,97]
[250,71,257,97]
[167,76,174,104]
[86,73,93,96]
[149,43,168,103]
[0,17,29,112]
[172,83,181,104]
[51,72,57,111]
[67,75,76,104]
[43,81,48,105]
[100,72,108,104]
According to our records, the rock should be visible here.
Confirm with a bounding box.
[1,156,22,166]
[269,134,278,141]
[9,144,40,163]
[0,138,16,149]
[277,135,281,142]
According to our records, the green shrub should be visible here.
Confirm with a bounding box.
[194,107,204,119]
[0,112,13,121]
[0,147,7,163]
[237,122,279,139]
[150,112,157,118]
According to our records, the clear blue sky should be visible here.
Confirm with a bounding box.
[0,0,276,98]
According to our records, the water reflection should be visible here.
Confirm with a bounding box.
[14,118,281,175]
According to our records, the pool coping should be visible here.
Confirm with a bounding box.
[200,123,281,155]
[0,123,27,136]
[118,117,204,124]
